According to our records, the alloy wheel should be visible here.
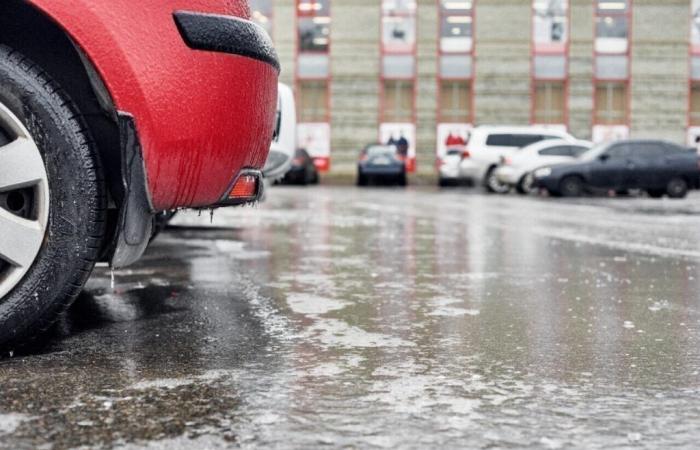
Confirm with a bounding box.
[0,102,49,299]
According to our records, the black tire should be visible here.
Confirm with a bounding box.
[559,175,585,198]
[647,189,665,199]
[666,177,688,199]
[397,173,407,187]
[438,177,449,187]
[357,171,368,186]
[0,45,106,349]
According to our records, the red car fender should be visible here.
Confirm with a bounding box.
[25,0,278,210]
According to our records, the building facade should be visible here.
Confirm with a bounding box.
[251,0,692,175]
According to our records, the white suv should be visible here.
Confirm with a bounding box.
[458,126,576,192]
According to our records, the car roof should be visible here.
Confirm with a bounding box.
[521,139,592,152]
[472,125,570,134]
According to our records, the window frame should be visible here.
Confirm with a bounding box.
[436,0,476,125]
[295,0,333,171]
[530,0,570,128]
[592,0,632,130]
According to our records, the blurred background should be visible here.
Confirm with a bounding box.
[249,0,695,175]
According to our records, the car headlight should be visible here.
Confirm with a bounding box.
[534,167,552,178]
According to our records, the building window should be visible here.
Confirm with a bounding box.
[436,1,474,161]
[382,0,417,52]
[250,0,273,37]
[298,0,331,52]
[439,0,474,53]
[380,0,417,172]
[595,0,629,54]
[534,81,565,125]
[296,0,332,171]
[439,80,471,123]
[594,82,628,125]
[383,80,414,123]
[298,80,329,125]
[531,0,568,127]
[533,0,568,52]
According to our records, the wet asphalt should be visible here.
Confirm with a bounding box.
[2,186,700,449]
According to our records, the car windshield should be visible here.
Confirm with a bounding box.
[578,142,611,161]
[366,146,396,157]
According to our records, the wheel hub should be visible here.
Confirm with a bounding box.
[0,102,49,300]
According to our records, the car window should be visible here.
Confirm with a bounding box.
[663,143,691,155]
[366,146,396,157]
[604,144,629,159]
[632,143,665,159]
[539,145,571,157]
[486,134,547,148]
[570,145,589,157]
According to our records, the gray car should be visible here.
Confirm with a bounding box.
[357,144,407,186]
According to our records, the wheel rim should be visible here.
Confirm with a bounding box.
[487,171,508,193]
[669,179,685,196]
[563,178,581,196]
[0,102,49,299]
[522,173,535,194]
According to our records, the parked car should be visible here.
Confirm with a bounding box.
[357,144,407,186]
[0,0,279,348]
[495,140,592,194]
[457,126,576,192]
[533,140,700,198]
[438,147,472,187]
[280,148,319,185]
[263,83,296,182]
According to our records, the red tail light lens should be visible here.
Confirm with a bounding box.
[461,150,470,159]
[228,174,258,200]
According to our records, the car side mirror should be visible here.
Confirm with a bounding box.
[599,154,610,162]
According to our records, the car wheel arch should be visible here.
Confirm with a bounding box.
[0,1,154,267]
[0,1,124,208]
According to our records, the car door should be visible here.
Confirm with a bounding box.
[631,143,666,189]
[588,143,630,189]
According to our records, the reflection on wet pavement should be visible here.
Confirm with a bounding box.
[1,187,700,449]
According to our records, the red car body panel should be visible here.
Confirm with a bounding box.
[27,0,278,210]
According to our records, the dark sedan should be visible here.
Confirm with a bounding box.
[280,148,319,185]
[533,140,700,198]
[357,144,407,186]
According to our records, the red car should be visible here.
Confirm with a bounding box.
[0,0,279,347]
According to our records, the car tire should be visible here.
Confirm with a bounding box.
[0,45,107,349]
[484,167,510,194]
[559,175,585,198]
[398,173,407,187]
[647,189,665,199]
[357,171,368,186]
[516,173,536,195]
[666,177,688,199]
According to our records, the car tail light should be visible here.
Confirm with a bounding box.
[436,158,444,167]
[228,174,259,201]
[360,154,368,162]
[461,150,470,159]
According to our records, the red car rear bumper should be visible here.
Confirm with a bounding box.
[28,0,279,211]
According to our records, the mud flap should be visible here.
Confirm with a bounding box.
[110,113,153,268]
